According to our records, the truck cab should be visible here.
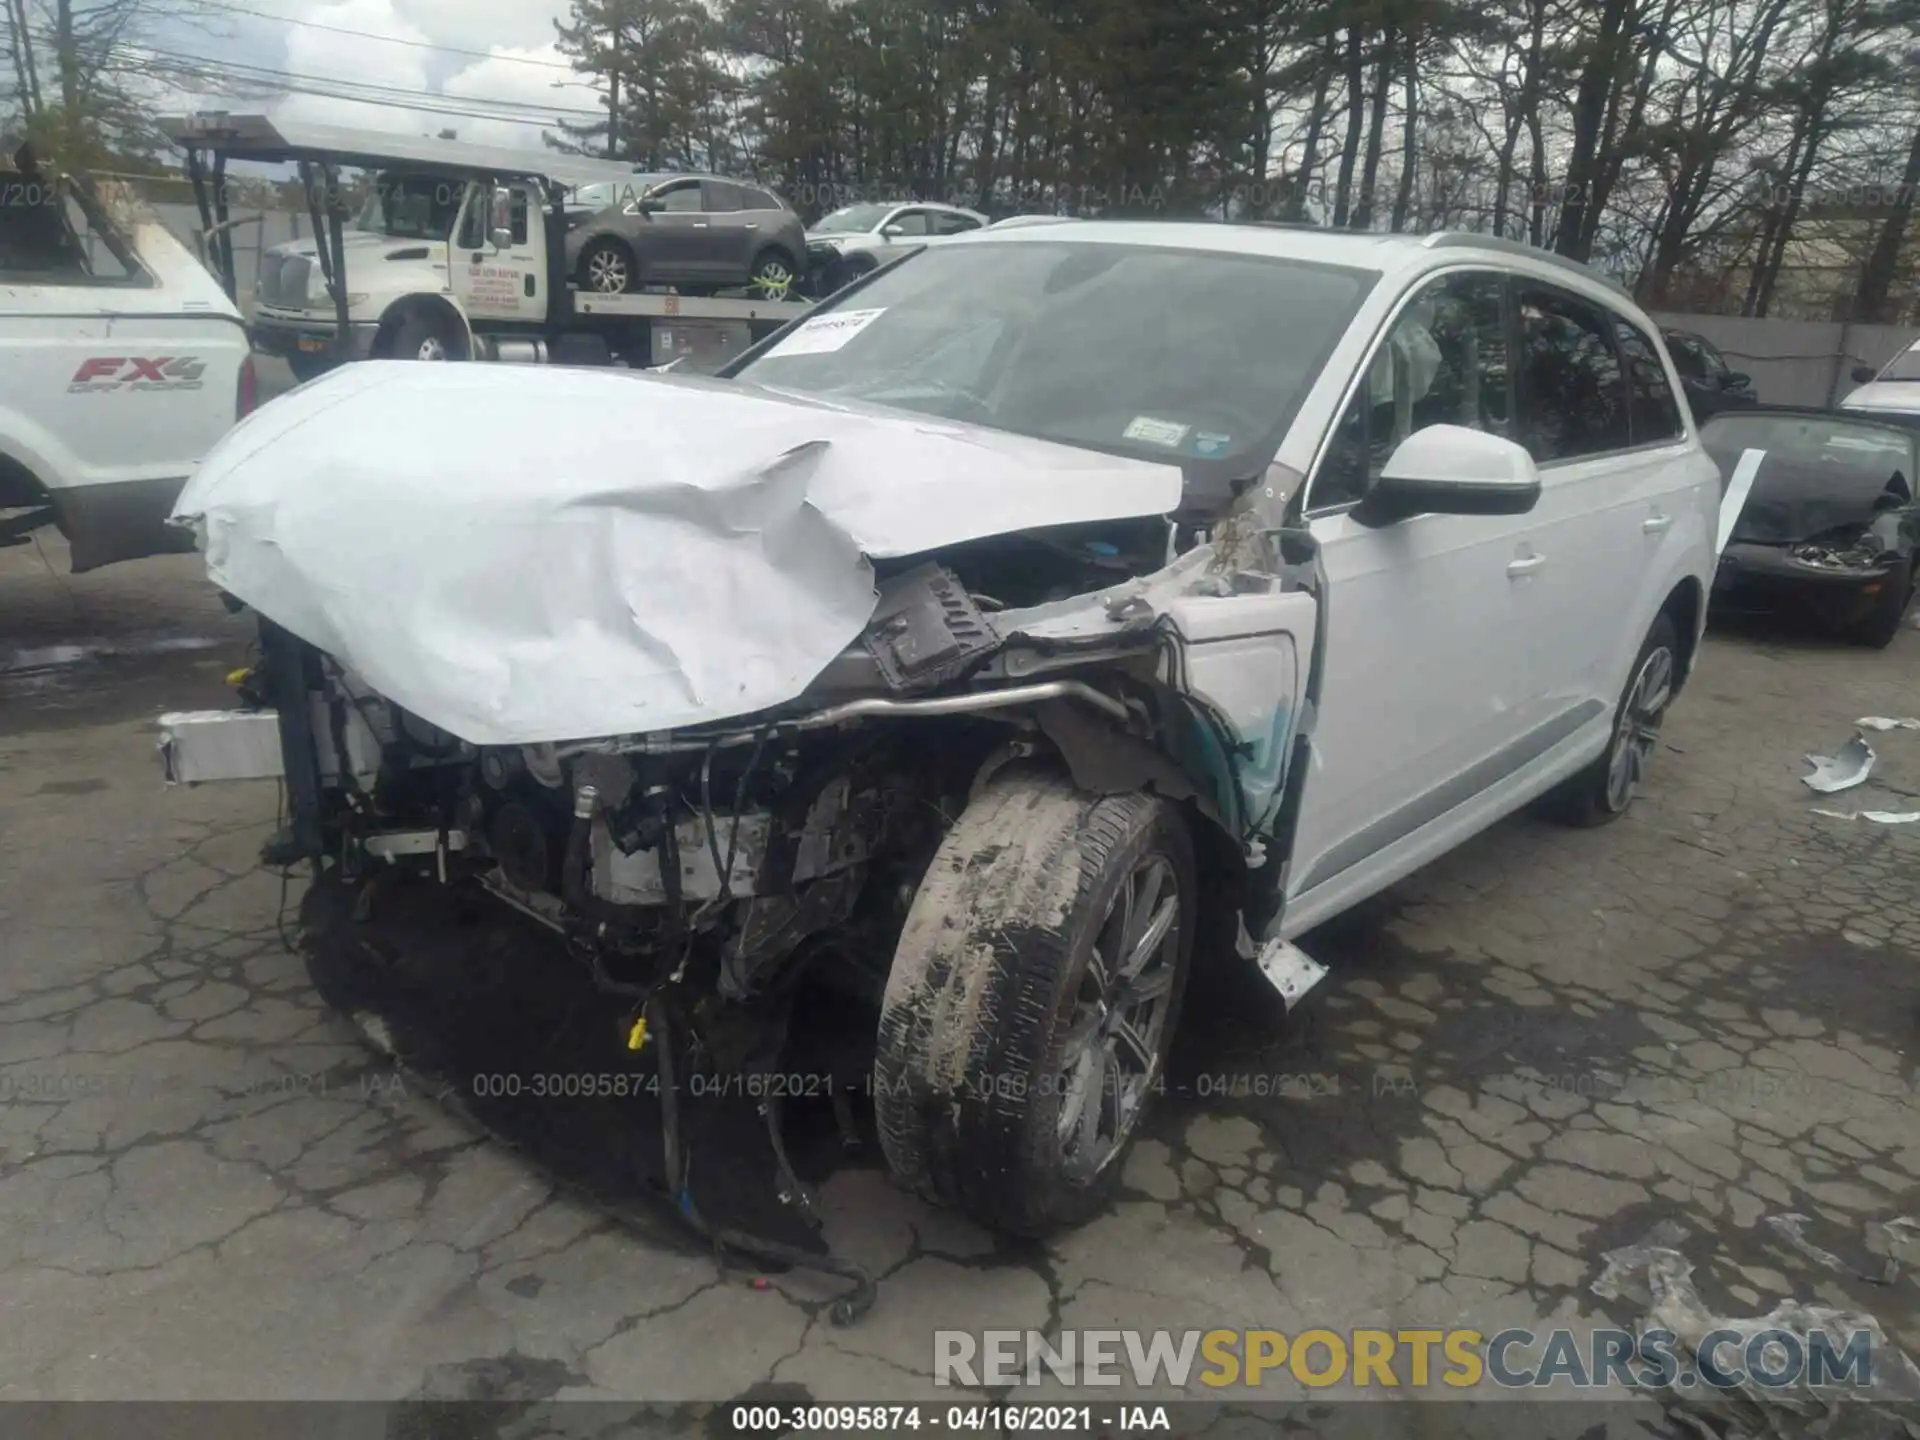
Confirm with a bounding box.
[254,172,555,376]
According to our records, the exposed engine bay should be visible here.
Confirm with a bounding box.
[227,511,1322,1317]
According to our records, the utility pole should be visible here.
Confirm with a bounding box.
[606,20,621,158]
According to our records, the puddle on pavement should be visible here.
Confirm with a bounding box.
[0,632,245,734]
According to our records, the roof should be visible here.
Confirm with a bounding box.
[958,219,1635,301]
[158,113,634,191]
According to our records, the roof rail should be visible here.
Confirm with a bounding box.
[1421,231,1631,295]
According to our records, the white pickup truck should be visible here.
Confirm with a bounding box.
[0,141,255,571]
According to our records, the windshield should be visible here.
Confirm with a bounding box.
[812,204,892,233]
[355,173,464,240]
[732,240,1377,475]
[1880,346,1920,382]
[1703,414,1913,477]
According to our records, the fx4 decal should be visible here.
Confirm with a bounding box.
[68,356,208,393]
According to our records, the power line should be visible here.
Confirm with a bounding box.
[190,0,578,70]
[126,43,610,123]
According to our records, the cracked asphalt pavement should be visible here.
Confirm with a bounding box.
[2,529,1917,1432]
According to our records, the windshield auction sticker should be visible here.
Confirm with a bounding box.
[766,307,887,356]
[1123,415,1191,447]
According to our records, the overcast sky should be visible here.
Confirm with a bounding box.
[162,0,606,151]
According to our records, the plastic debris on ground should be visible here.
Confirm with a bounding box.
[1855,717,1920,732]
[1802,734,1876,793]
[1594,1222,1920,1438]
[1811,808,1920,824]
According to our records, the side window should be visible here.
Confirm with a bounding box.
[1,182,137,282]
[1516,287,1630,462]
[888,208,931,236]
[656,181,704,213]
[746,187,784,212]
[933,210,982,235]
[1309,271,1514,511]
[456,183,485,249]
[486,187,530,245]
[1614,319,1684,444]
[701,181,742,213]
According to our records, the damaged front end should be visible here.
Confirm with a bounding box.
[165,501,1322,1305]
[158,364,1330,1306]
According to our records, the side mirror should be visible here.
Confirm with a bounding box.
[488,227,512,250]
[1852,363,1877,384]
[1723,371,1752,390]
[879,223,902,238]
[636,196,666,216]
[1353,425,1542,526]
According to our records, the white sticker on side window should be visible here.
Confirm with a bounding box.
[764,307,887,357]
[1122,415,1190,447]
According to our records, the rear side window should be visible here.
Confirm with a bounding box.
[1311,270,1514,510]
[745,187,784,211]
[1614,320,1684,443]
[701,182,742,213]
[1516,286,1630,461]
[933,210,982,235]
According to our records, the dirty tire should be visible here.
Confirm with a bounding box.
[874,771,1195,1237]
[1541,612,1679,828]
[1853,559,1915,649]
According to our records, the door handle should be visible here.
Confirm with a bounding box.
[1507,553,1548,579]
[1643,513,1673,535]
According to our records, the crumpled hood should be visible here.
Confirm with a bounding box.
[1707,448,1909,544]
[171,362,1182,745]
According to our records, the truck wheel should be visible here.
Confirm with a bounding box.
[391,312,458,362]
[578,238,634,294]
[875,772,1195,1237]
[287,352,336,383]
[1541,613,1678,827]
[1852,559,1915,648]
[749,249,796,299]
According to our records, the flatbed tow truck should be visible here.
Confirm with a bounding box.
[161,113,816,373]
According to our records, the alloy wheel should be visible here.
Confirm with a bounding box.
[587,248,629,293]
[1054,853,1182,1182]
[1605,644,1674,811]
[751,260,793,299]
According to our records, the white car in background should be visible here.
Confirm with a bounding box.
[806,201,989,290]
[1843,339,1920,419]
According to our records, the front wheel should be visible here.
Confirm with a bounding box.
[874,772,1195,1237]
[390,311,458,362]
[578,237,634,294]
[1541,613,1679,827]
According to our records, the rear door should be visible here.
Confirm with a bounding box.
[1284,268,1541,916]
[697,180,752,279]
[641,178,711,282]
[1508,283,1690,735]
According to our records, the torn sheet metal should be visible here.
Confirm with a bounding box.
[1810,807,1920,824]
[170,363,1183,745]
[1802,734,1875,793]
[1855,716,1920,732]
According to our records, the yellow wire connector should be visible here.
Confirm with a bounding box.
[226,667,253,687]
[626,1015,650,1052]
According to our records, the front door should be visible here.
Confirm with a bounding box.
[1282,269,1542,921]
[453,182,545,323]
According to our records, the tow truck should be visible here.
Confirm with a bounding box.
[161,113,816,374]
